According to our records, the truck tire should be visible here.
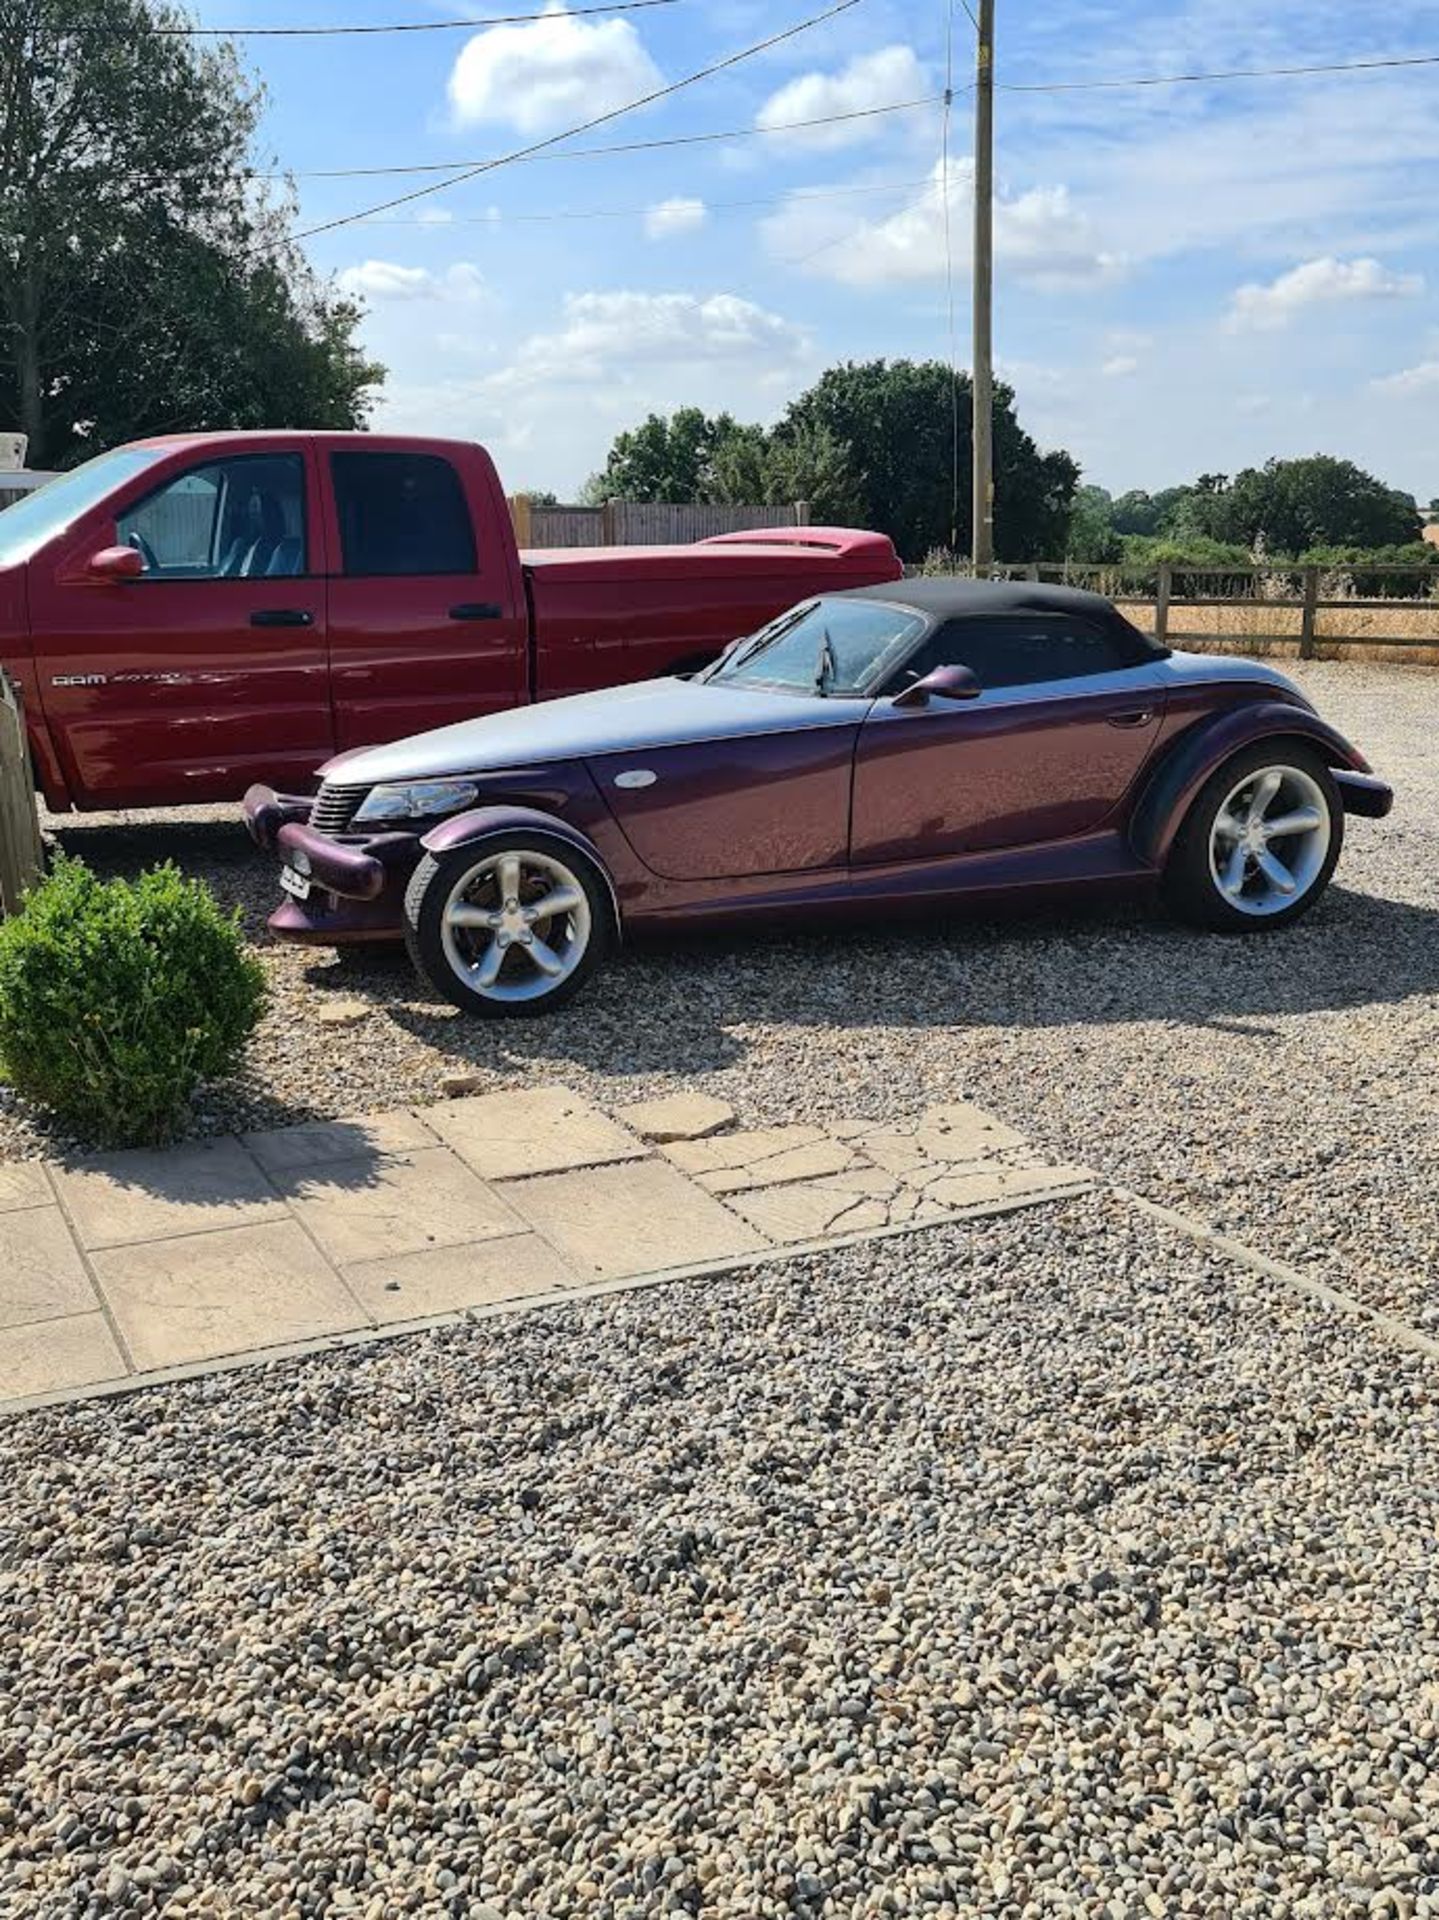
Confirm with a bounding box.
[403,830,612,1017]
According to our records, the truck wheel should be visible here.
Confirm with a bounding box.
[403,832,611,1017]
[1163,742,1343,932]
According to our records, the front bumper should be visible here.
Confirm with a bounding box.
[242,784,421,945]
[1333,770,1394,820]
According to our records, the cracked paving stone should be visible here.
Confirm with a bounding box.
[720,1166,954,1243]
[835,1099,1031,1175]
[661,1124,861,1194]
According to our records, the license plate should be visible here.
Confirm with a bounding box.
[279,865,311,900]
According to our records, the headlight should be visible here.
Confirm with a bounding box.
[352,779,480,824]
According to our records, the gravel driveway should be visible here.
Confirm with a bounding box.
[3,1193,1437,1918]
[11,660,1436,1334]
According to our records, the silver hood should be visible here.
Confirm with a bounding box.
[320,676,849,785]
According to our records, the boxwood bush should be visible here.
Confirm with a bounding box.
[0,857,266,1147]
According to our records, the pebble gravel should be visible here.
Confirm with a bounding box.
[5,660,1436,1337]
[2,1192,1438,1918]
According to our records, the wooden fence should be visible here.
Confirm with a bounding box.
[0,470,56,512]
[509,496,810,549]
[986,561,1439,659]
[0,673,45,916]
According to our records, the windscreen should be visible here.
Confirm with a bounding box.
[706,597,924,697]
[0,446,167,567]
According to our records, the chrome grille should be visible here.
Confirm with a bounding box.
[309,783,368,835]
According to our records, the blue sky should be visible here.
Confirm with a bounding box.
[202,0,1437,501]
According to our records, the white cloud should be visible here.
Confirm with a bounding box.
[756,45,928,149]
[644,197,708,241]
[447,1,662,135]
[1225,256,1424,332]
[1371,360,1439,397]
[495,290,810,390]
[337,260,487,303]
[762,158,1124,290]
[1101,356,1139,378]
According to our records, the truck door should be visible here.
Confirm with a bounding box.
[323,447,528,751]
[29,445,331,807]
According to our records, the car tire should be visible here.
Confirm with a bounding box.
[1163,741,1343,933]
[403,831,612,1017]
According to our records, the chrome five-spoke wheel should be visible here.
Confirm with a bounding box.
[1165,743,1342,933]
[403,835,610,1016]
[1207,764,1331,918]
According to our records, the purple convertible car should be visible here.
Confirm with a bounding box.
[244,580,1392,1017]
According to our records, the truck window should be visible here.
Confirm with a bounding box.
[331,452,477,577]
[116,454,306,580]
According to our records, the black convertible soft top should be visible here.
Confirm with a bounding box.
[838,575,1168,663]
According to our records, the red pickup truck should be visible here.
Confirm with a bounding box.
[0,430,901,811]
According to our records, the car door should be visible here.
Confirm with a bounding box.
[850,614,1168,865]
[323,446,528,751]
[29,445,331,807]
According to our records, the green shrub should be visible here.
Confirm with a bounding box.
[0,857,266,1147]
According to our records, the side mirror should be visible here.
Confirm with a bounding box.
[892,663,981,709]
[86,545,145,583]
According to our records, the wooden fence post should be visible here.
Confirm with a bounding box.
[601,500,618,546]
[792,500,811,527]
[1155,563,1172,649]
[0,672,44,916]
[1299,566,1320,660]
[508,493,533,547]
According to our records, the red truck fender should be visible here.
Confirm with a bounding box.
[421,805,622,938]
[1129,701,1380,871]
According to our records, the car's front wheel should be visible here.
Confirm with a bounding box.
[1164,743,1343,932]
[403,832,611,1016]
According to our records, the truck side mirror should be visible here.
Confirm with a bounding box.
[86,545,145,583]
[893,663,981,709]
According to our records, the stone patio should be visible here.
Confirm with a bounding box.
[0,1087,1092,1414]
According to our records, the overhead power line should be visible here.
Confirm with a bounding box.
[76,0,677,34]
[354,175,930,226]
[285,95,940,180]
[1002,50,1439,92]
[297,0,863,238]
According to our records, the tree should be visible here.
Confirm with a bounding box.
[0,0,381,467]
[780,358,1078,561]
[583,407,741,505]
[1065,484,1121,562]
[1193,457,1421,552]
[762,421,863,525]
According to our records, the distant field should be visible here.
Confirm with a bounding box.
[1121,598,1439,667]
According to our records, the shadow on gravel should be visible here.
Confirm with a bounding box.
[376,882,1439,1080]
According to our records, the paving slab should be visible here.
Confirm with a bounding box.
[620,1092,736,1143]
[428,1087,648,1180]
[342,1233,578,1323]
[662,1125,860,1194]
[90,1220,366,1371]
[501,1158,767,1281]
[278,1147,526,1267]
[55,1138,288,1251]
[0,1162,53,1213]
[0,1207,97,1329]
[0,1311,128,1400]
[723,1168,955,1244]
[835,1099,1030,1175]
[243,1109,436,1176]
[907,1159,1095,1211]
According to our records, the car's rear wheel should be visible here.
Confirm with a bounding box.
[1164,742,1343,932]
[403,833,611,1016]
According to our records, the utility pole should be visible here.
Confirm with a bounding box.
[971,0,995,577]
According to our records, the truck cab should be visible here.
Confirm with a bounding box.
[0,431,901,811]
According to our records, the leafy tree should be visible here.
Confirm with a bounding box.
[761,421,863,524]
[0,0,381,467]
[781,358,1078,561]
[1065,484,1121,562]
[1191,458,1420,552]
[584,407,741,505]
[705,420,770,506]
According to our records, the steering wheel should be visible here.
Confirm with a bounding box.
[125,530,159,574]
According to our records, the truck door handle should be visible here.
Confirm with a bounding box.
[250,608,314,628]
[1107,708,1155,729]
[449,602,504,621]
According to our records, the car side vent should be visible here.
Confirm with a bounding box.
[310,783,368,834]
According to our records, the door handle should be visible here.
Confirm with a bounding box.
[250,608,314,628]
[449,602,504,621]
[1107,707,1155,729]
